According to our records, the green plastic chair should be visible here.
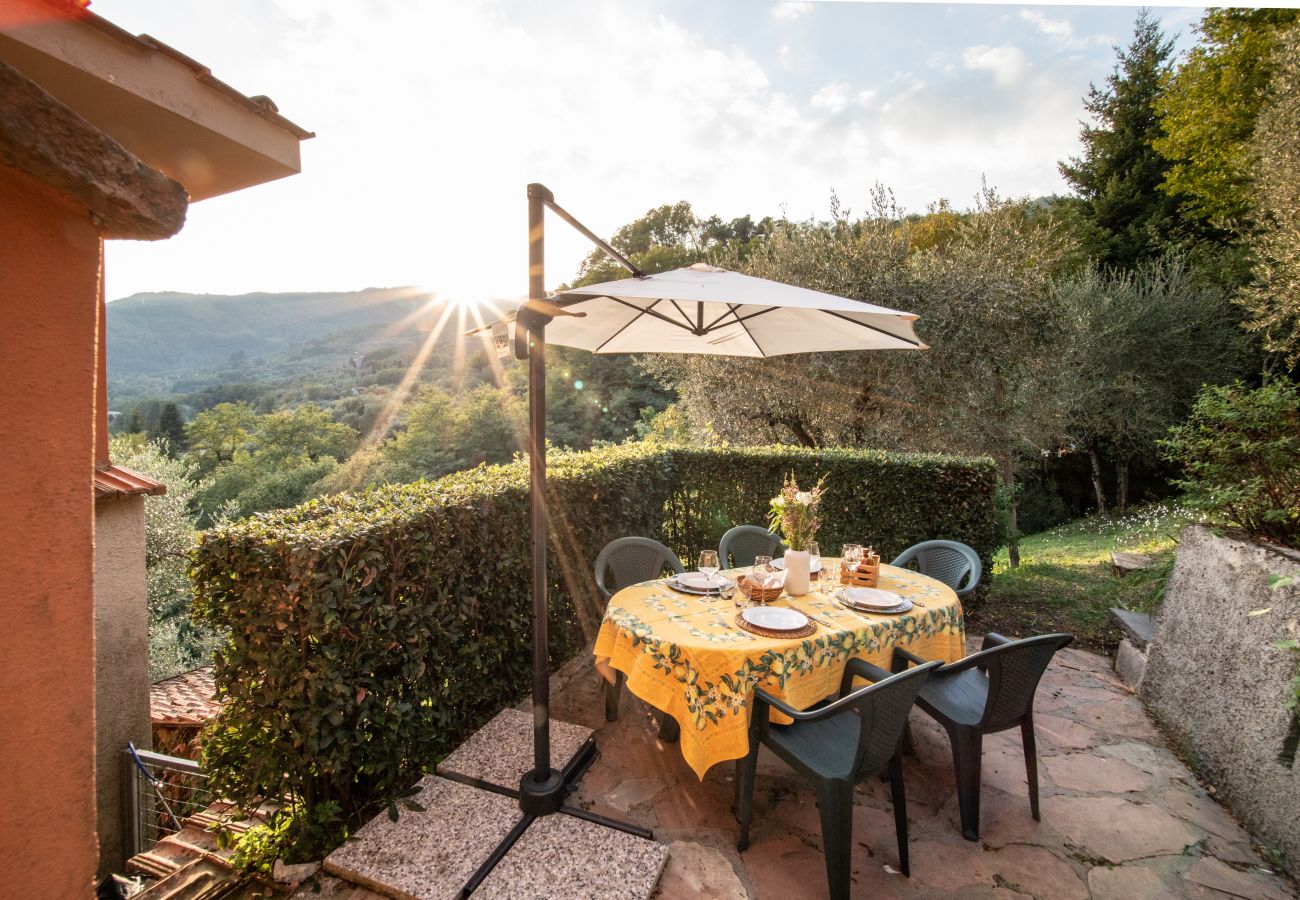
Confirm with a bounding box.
[594,536,685,603]
[594,536,685,737]
[719,524,786,569]
[735,659,940,899]
[890,540,982,598]
[892,632,1074,840]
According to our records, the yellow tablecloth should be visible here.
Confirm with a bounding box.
[593,561,965,779]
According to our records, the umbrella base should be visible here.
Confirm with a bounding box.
[518,769,565,815]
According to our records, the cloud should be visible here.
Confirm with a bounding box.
[98,0,1106,302]
[771,1,812,22]
[1019,10,1073,41]
[810,82,850,113]
[962,44,1027,87]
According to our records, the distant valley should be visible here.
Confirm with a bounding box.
[106,287,438,379]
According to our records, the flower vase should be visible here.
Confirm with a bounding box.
[784,549,811,596]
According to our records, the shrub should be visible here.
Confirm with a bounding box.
[191,443,996,859]
[1162,380,1300,547]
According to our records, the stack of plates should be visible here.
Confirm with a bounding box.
[837,587,912,615]
[668,571,734,594]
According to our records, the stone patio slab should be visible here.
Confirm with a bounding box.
[438,706,593,787]
[322,776,521,900]
[474,811,669,900]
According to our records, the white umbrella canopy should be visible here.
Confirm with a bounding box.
[510,263,926,357]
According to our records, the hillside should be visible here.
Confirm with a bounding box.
[106,287,435,378]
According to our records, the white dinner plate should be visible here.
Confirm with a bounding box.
[770,558,822,573]
[842,587,903,609]
[741,606,809,631]
[673,571,733,592]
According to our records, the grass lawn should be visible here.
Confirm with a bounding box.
[967,502,1202,652]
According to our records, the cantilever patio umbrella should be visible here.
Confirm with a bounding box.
[476,184,928,825]
[452,187,927,892]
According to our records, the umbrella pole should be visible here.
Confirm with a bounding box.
[518,183,564,814]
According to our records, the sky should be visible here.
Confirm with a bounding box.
[96,0,1206,306]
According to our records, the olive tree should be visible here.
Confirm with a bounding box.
[109,435,222,680]
[1058,257,1253,513]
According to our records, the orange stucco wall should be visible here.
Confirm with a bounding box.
[0,160,101,895]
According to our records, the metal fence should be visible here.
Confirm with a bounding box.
[121,744,215,859]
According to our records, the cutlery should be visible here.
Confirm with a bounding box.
[785,603,832,629]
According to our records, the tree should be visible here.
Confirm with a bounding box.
[1058,257,1252,512]
[153,402,187,454]
[1236,26,1300,369]
[125,408,145,434]
[1059,11,1180,270]
[377,384,525,482]
[185,401,257,471]
[1155,9,1300,231]
[254,404,357,463]
[108,436,220,680]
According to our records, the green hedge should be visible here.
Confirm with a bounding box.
[191,443,995,857]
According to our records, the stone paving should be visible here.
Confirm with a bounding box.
[553,640,1297,899]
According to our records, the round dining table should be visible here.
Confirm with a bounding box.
[593,560,967,780]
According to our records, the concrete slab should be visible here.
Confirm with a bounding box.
[322,776,521,900]
[438,707,593,787]
[1108,607,1154,648]
[475,812,668,900]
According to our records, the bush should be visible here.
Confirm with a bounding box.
[1162,380,1300,547]
[191,443,996,859]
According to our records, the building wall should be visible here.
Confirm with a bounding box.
[94,494,151,877]
[0,160,101,895]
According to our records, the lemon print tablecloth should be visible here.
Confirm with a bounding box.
[593,561,966,779]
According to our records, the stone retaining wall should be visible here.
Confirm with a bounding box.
[1142,525,1300,878]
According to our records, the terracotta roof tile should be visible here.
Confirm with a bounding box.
[150,666,221,728]
[95,463,167,499]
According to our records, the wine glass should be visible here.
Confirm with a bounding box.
[808,541,821,587]
[698,550,720,592]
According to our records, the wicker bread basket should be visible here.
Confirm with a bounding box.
[737,574,784,603]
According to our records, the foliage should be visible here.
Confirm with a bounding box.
[254,405,357,463]
[108,435,222,681]
[766,473,825,551]
[192,442,996,860]
[1057,256,1253,512]
[1236,26,1300,369]
[571,201,774,287]
[189,403,359,521]
[1058,11,1181,269]
[1162,380,1300,547]
[186,402,258,472]
[645,185,1075,566]
[1155,8,1300,231]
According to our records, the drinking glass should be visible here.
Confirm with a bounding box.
[841,543,862,583]
[698,550,720,591]
[807,541,821,586]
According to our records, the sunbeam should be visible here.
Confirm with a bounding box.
[361,299,459,448]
